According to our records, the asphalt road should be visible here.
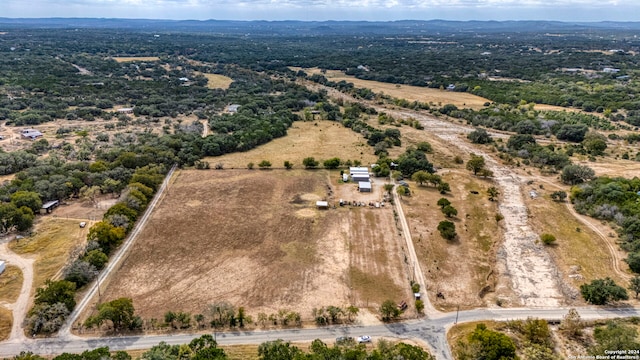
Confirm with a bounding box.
[4,306,640,359]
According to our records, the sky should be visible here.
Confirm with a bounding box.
[1,0,639,22]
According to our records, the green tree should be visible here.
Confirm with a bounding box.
[34,279,76,312]
[379,299,401,321]
[383,183,394,195]
[247,162,254,170]
[258,339,302,360]
[466,154,486,175]
[438,221,457,240]
[411,170,430,186]
[415,300,425,314]
[258,160,272,169]
[626,252,640,273]
[397,185,409,197]
[629,276,640,299]
[582,131,608,156]
[84,249,109,270]
[85,297,139,331]
[323,157,341,169]
[87,221,126,254]
[458,324,517,360]
[283,161,293,169]
[467,128,492,144]
[437,198,451,209]
[0,203,19,233]
[580,277,629,305]
[561,164,595,185]
[302,157,319,169]
[442,205,458,218]
[10,191,42,214]
[487,186,499,201]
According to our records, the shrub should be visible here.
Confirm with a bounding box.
[540,233,556,246]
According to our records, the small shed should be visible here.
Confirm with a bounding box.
[0,260,5,275]
[117,108,134,114]
[316,201,329,209]
[41,200,60,214]
[342,174,348,182]
[359,182,372,192]
[227,104,241,113]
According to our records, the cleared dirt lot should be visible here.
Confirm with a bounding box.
[98,169,411,321]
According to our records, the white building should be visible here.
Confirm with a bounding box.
[0,260,5,275]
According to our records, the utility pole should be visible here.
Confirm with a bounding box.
[455,305,460,324]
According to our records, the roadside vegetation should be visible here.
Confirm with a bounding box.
[450,311,640,359]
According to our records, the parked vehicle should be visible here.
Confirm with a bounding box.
[357,335,372,343]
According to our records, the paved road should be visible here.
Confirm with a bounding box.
[3,306,640,358]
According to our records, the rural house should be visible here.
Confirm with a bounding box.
[21,129,43,140]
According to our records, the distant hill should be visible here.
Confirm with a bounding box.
[1,18,640,35]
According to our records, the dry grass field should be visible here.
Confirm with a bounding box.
[199,73,234,89]
[203,120,378,169]
[574,157,640,179]
[523,180,627,289]
[0,307,11,341]
[401,170,503,311]
[9,218,89,290]
[112,57,161,63]
[0,265,23,304]
[295,68,490,110]
[98,169,410,322]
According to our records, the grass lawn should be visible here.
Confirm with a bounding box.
[9,218,87,290]
[0,307,11,341]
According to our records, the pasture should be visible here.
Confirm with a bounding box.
[97,169,410,321]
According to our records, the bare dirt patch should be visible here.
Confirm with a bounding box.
[204,120,377,169]
[98,169,410,322]
[0,265,23,304]
[112,57,161,63]
[9,218,89,289]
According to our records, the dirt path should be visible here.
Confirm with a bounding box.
[392,185,439,316]
[0,239,34,342]
[60,164,177,337]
